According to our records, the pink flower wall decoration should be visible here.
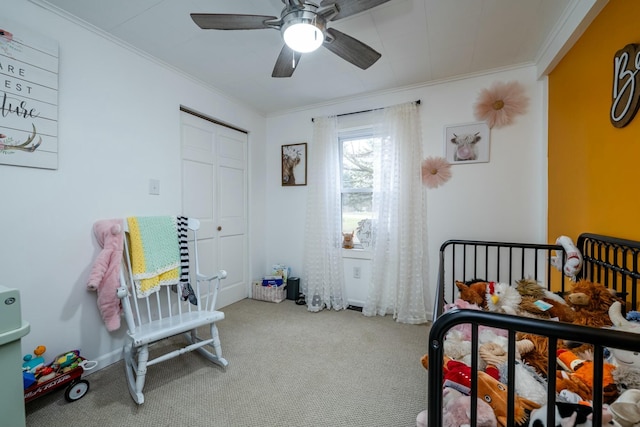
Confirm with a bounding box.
[421,156,452,189]
[473,81,529,128]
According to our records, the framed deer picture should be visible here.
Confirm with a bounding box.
[281,143,307,186]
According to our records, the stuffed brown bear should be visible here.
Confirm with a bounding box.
[565,279,621,328]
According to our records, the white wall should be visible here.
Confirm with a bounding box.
[2,1,267,367]
[264,66,547,315]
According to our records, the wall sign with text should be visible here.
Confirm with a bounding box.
[0,19,59,169]
[611,43,640,128]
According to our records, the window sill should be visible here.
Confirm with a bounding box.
[342,248,372,260]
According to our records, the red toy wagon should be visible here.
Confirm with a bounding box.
[24,349,97,403]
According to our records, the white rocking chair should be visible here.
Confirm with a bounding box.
[117,217,228,404]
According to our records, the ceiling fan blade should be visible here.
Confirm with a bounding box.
[320,0,392,20]
[323,28,381,70]
[191,14,278,30]
[272,45,303,78]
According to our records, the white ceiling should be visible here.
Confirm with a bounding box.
[36,0,598,115]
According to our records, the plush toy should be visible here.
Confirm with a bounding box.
[87,218,124,331]
[515,278,577,323]
[479,340,549,406]
[557,348,619,404]
[467,369,539,426]
[558,280,620,359]
[419,353,539,427]
[627,311,640,323]
[442,392,498,427]
[442,329,473,366]
[610,388,640,427]
[529,401,618,427]
[416,387,498,427]
[565,280,621,328]
[551,235,584,279]
[608,301,640,391]
[342,231,354,249]
[609,301,638,331]
[486,282,522,315]
[429,357,540,426]
[516,332,552,377]
[519,296,577,323]
[456,280,488,308]
[443,298,508,342]
[516,277,567,305]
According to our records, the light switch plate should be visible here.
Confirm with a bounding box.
[149,179,160,195]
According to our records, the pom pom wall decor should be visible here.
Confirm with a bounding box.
[473,81,529,128]
[421,156,452,189]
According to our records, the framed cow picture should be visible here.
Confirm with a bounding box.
[444,122,490,164]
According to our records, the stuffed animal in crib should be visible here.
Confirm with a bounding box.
[610,388,640,427]
[556,348,619,404]
[486,282,522,315]
[516,277,567,305]
[456,280,488,308]
[608,301,640,391]
[416,358,499,427]
[419,353,541,427]
[443,298,508,342]
[550,235,584,279]
[529,401,618,427]
[479,340,549,406]
[565,280,621,328]
[516,332,553,377]
[342,231,354,249]
[416,387,498,427]
[445,362,540,427]
[87,219,124,331]
[515,278,577,323]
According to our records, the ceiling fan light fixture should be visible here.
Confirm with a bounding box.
[282,20,324,53]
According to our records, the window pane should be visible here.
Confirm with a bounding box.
[342,192,372,234]
[341,138,373,190]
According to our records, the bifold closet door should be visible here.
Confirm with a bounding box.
[180,111,248,307]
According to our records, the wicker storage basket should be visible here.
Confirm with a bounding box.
[252,281,286,303]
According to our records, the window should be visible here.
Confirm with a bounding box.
[339,129,377,248]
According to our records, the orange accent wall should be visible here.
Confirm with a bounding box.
[548,0,640,243]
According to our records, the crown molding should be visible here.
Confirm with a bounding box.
[535,0,609,79]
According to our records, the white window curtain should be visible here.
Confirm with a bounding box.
[363,102,428,324]
[302,116,348,312]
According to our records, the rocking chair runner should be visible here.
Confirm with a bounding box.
[117,216,228,404]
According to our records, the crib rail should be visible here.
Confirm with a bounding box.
[428,309,640,427]
[578,233,640,311]
[435,239,567,321]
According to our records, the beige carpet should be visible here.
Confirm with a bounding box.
[25,298,429,427]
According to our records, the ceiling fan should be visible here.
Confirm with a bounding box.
[191,0,392,78]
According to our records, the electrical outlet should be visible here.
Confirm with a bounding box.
[353,266,361,279]
[311,294,321,306]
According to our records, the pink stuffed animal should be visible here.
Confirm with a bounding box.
[416,388,497,427]
[87,219,124,331]
[444,299,508,341]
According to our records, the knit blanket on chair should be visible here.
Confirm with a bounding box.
[127,216,180,297]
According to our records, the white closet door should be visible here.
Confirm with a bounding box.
[180,111,248,307]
